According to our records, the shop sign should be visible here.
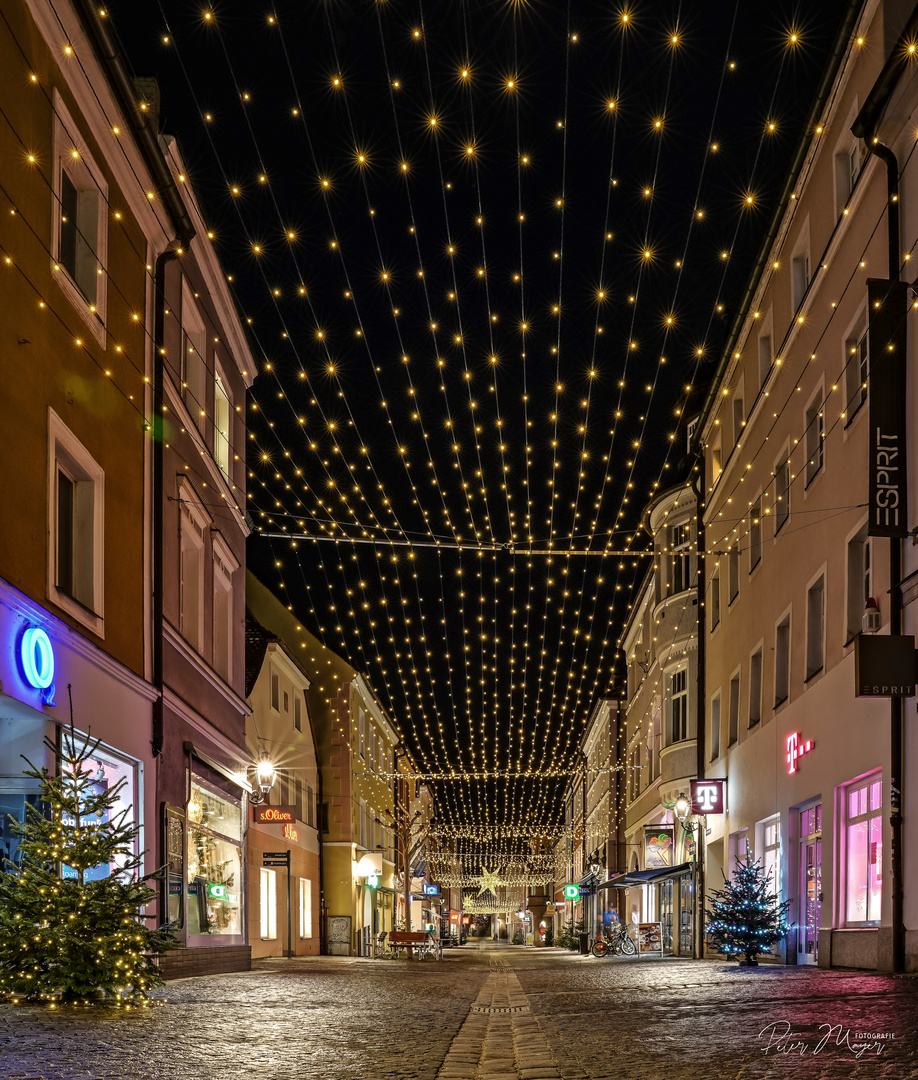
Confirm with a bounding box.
[563,883,581,900]
[18,626,56,704]
[854,633,916,697]
[867,278,909,538]
[786,733,813,774]
[644,826,674,868]
[283,823,298,841]
[423,883,440,896]
[366,874,379,889]
[253,804,296,824]
[690,779,725,815]
[207,883,226,899]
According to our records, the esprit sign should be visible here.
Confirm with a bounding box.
[867,278,909,538]
[854,633,916,697]
[786,733,813,774]
[690,779,725,815]
[253,805,296,824]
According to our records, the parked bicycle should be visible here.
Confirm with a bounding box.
[591,925,636,958]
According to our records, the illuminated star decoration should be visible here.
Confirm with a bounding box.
[476,866,505,898]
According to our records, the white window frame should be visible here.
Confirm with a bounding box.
[732,377,745,448]
[774,608,791,708]
[299,877,313,938]
[845,519,871,643]
[843,307,869,428]
[804,382,825,489]
[709,564,721,630]
[48,408,105,635]
[748,645,763,727]
[791,221,811,312]
[213,360,232,479]
[773,444,791,536]
[51,92,108,346]
[670,667,688,744]
[805,569,826,681]
[181,282,207,435]
[211,531,238,683]
[728,543,740,605]
[178,478,209,653]
[358,709,366,759]
[842,772,883,927]
[294,695,302,732]
[757,311,774,392]
[728,670,740,746]
[749,496,762,572]
[260,868,278,939]
[710,692,721,762]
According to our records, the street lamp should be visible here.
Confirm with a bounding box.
[250,756,277,805]
[674,792,695,833]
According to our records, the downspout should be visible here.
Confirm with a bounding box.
[691,466,706,960]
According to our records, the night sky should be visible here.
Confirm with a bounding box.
[112,0,847,846]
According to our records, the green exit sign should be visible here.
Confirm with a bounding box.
[563,883,581,900]
[207,883,227,899]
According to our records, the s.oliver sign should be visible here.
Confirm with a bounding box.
[253,804,296,823]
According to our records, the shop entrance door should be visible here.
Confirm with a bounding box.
[798,804,821,965]
[659,880,674,953]
[678,874,694,956]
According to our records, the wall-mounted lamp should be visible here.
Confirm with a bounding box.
[674,793,695,834]
[249,756,277,805]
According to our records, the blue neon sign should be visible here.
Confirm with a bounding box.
[19,627,56,703]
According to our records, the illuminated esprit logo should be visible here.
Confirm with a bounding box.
[786,732,813,774]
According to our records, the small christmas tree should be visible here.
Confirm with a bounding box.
[0,727,176,1005]
[705,847,791,966]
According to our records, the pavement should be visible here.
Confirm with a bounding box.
[0,941,916,1079]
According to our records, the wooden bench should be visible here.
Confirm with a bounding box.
[388,931,433,959]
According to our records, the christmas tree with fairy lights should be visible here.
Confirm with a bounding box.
[705,847,791,966]
[0,726,176,1005]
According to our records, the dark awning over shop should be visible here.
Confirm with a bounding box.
[596,861,692,890]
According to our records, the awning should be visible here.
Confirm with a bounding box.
[597,861,692,890]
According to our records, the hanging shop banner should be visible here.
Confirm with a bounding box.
[637,923,664,955]
[867,278,908,538]
[854,633,916,697]
[691,779,725,815]
[644,826,674,868]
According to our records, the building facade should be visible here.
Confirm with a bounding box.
[695,0,918,971]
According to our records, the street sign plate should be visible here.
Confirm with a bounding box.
[263,852,290,859]
[263,859,290,867]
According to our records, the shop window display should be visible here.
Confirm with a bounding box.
[187,780,243,936]
[845,775,882,925]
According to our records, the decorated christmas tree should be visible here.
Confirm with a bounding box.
[0,726,176,1005]
[705,847,791,966]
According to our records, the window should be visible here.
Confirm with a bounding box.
[260,869,277,939]
[733,386,745,445]
[299,878,313,938]
[728,543,739,604]
[844,774,882,925]
[670,522,691,594]
[710,694,721,761]
[671,669,688,743]
[294,777,303,821]
[369,729,376,773]
[749,649,762,726]
[294,695,302,732]
[792,251,810,310]
[728,674,740,745]
[844,329,868,422]
[359,798,367,848]
[271,672,279,711]
[188,780,243,938]
[775,615,790,706]
[305,783,315,827]
[369,807,375,851]
[775,458,790,534]
[52,94,108,341]
[283,691,289,713]
[711,434,723,486]
[378,739,385,777]
[710,568,721,629]
[749,500,762,571]
[847,526,871,641]
[835,142,860,216]
[214,369,231,478]
[806,575,825,679]
[805,395,824,486]
[178,481,208,652]
[212,533,237,682]
[758,333,773,390]
[48,409,105,633]
[181,285,207,434]
[358,709,366,759]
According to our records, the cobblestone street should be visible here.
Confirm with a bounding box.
[0,943,916,1080]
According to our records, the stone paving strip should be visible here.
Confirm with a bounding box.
[437,952,573,1080]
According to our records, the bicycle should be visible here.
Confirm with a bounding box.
[590,925,636,958]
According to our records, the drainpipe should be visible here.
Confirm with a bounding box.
[691,468,706,960]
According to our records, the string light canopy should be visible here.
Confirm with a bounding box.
[107,0,846,853]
